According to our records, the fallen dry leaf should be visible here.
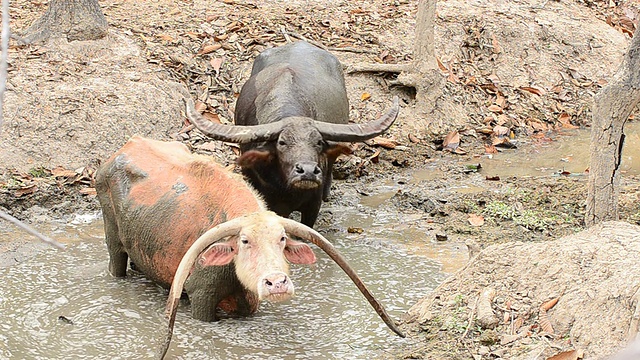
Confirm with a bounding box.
[546,349,583,360]
[491,34,502,54]
[360,92,371,101]
[520,86,545,96]
[79,188,97,196]
[368,149,381,164]
[210,57,224,73]
[500,325,531,345]
[408,133,421,143]
[51,167,77,178]
[436,57,448,72]
[530,120,548,132]
[157,34,175,42]
[512,315,524,334]
[493,125,510,137]
[194,101,207,113]
[195,142,219,152]
[492,137,510,146]
[541,297,560,311]
[488,104,503,113]
[443,130,460,151]
[468,214,485,226]
[202,112,221,124]
[485,145,498,154]
[214,33,228,41]
[539,308,554,334]
[558,113,579,129]
[15,185,37,197]
[197,43,222,55]
[367,136,397,149]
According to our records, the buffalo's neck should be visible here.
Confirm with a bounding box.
[242,167,321,217]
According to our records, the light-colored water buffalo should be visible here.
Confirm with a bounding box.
[93,136,403,358]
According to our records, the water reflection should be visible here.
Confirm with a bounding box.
[0,215,443,359]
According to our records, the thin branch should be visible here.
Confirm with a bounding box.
[345,62,410,74]
[286,32,328,51]
[0,0,9,130]
[279,25,291,44]
[460,295,479,340]
[328,47,378,55]
[0,211,66,249]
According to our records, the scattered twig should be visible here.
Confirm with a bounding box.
[0,210,66,249]
[280,25,291,43]
[460,294,480,340]
[178,124,195,134]
[328,47,378,55]
[287,32,328,51]
[345,62,409,74]
[223,0,257,9]
[0,0,10,131]
[628,287,640,342]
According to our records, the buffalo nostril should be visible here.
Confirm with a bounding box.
[313,166,321,175]
[295,164,304,174]
[265,280,273,286]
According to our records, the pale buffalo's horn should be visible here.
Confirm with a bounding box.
[158,215,247,359]
[279,217,405,338]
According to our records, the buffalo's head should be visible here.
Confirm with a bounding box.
[186,97,400,191]
[235,118,353,190]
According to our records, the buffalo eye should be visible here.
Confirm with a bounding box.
[280,236,286,242]
[278,139,287,146]
[241,238,249,245]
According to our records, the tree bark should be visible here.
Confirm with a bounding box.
[586,28,640,227]
[413,0,437,74]
[20,0,108,44]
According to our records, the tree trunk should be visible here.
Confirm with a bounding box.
[20,0,108,44]
[585,27,640,227]
[396,0,444,108]
[413,0,437,74]
[347,0,466,136]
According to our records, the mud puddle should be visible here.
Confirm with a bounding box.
[476,122,640,178]
[0,202,453,359]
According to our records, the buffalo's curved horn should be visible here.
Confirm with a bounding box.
[158,215,247,360]
[315,96,400,142]
[279,217,406,338]
[186,98,285,143]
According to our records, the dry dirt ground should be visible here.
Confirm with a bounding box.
[1,0,640,359]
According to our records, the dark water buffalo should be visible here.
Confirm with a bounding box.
[94,136,403,358]
[186,41,400,227]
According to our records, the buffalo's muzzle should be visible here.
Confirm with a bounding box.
[259,272,295,302]
[290,162,322,189]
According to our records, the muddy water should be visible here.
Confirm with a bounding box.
[477,122,640,177]
[0,206,449,359]
[450,121,640,178]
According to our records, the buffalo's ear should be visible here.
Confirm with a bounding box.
[324,143,352,161]
[237,150,273,168]
[198,238,238,266]
[284,238,316,264]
